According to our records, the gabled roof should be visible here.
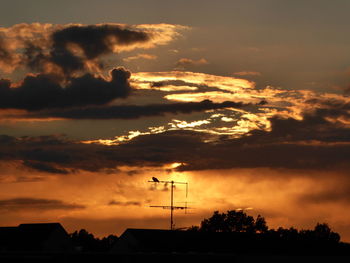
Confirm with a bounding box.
[18,223,65,237]
[18,223,68,247]
[0,223,71,251]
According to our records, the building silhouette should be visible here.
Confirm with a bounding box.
[0,223,72,252]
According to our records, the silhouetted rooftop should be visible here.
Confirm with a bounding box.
[0,223,72,252]
[112,228,264,253]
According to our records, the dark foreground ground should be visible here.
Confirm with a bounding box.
[1,252,350,263]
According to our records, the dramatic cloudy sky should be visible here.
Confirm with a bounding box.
[1,0,350,240]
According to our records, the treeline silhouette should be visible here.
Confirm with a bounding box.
[189,210,340,241]
[69,210,349,253]
[186,210,348,255]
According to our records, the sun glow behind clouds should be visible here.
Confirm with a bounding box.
[2,158,350,240]
[132,71,254,92]
[85,71,348,145]
[82,130,159,145]
[170,119,211,128]
[8,68,350,148]
[6,69,348,146]
[125,70,350,143]
[116,71,271,140]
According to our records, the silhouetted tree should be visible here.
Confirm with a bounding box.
[226,210,255,232]
[275,227,299,240]
[296,223,340,245]
[255,214,268,233]
[199,210,268,233]
[70,229,118,252]
[200,211,227,232]
[70,229,99,252]
[100,234,119,251]
[314,223,340,243]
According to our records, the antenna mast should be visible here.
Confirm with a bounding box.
[148,178,189,230]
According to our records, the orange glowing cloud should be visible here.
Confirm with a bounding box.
[0,23,188,74]
[175,58,209,69]
[132,71,254,92]
[123,53,158,62]
[233,71,262,76]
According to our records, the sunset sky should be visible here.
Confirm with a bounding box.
[1,0,350,241]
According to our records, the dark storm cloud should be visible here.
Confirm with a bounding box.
[21,148,71,163]
[1,101,350,174]
[0,198,85,211]
[51,24,149,58]
[24,43,48,73]
[109,105,350,171]
[108,200,142,206]
[305,98,350,120]
[298,181,350,205]
[0,135,119,173]
[0,131,207,173]
[115,123,350,171]
[301,189,350,204]
[0,67,131,110]
[246,113,350,143]
[172,112,350,171]
[25,100,249,119]
[0,134,16,145]
[0,36,13,64]
[25,24,149,74]
[23,160,69,174]
[0,23,183,76]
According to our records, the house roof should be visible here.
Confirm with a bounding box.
[18,223,66,237]
[18,223,67,247]
[0,223,70,251]
[114,228,257,253]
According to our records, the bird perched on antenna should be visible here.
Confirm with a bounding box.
[152,177,160,183]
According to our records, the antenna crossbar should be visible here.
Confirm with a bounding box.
[148,178,189,230]
[150,205,190,210]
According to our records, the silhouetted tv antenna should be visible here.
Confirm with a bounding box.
[148,177,189,230]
